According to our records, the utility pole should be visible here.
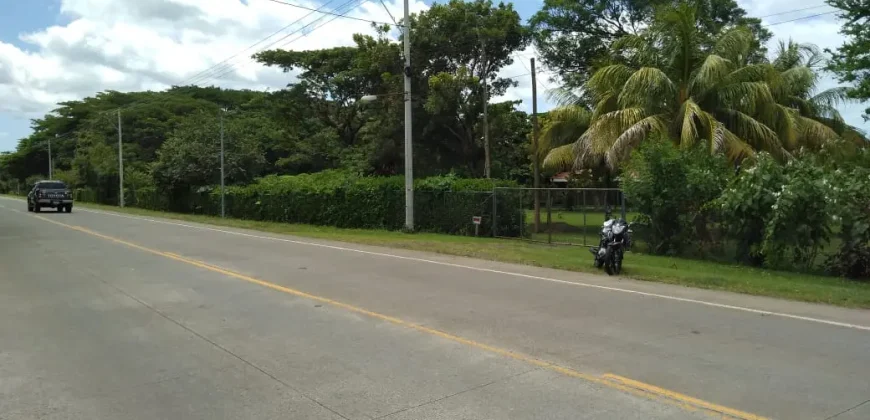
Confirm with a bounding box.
[118,109,124,207]
[531,58,541,233]
[481,39,490,178]
[49,135,54,179]
[220,109,226,218]
[402,0,414,231]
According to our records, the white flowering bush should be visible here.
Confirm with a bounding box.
[824,152,870,280]
[761,158,832,270]
[716,153,786,266]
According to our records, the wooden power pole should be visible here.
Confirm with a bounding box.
[531,58,541,233]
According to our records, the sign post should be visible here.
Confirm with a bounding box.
[472,216,482,237]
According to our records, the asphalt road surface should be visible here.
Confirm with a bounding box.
[1,197,869,420]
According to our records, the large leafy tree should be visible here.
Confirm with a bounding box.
[529,0,771,90]
[826,0,870,120]
[255,31,401,153]
[408,0,529,176]
[151,110,266,193]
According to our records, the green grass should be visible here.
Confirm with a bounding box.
[11,196,870,309]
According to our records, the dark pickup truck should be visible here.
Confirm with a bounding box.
[27,180,74,213]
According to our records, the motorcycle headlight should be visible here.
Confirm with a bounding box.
[612,224,625,235]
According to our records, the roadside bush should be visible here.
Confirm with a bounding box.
[717,153,786,266]
[761,158,831,271]
[825,163,870,280]
[621,139,731,255]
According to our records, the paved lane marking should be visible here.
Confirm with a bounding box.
[28,213,766,420]
[62,204,870,333]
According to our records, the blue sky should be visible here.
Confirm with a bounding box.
[0,0,866,152]
[0,0,57,151]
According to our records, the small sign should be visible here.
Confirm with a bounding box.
[472,216,482,225]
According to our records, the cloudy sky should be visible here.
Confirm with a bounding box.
[0,0,864,152]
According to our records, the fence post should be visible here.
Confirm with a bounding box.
[546,189,552,244]
[582,189,587,246]
[621,190,627,220]
[491,188,498,237]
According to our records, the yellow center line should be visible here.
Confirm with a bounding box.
[32,214,768,420]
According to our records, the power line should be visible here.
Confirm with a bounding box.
[262,0,394,26]
[186,0,362,86]
[376,0,399,26]
[758,4,831,19]
[206,0,366,82]
[765,10,838,26]
[181,0,345,86]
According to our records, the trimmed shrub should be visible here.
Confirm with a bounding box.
[132,171,524,236]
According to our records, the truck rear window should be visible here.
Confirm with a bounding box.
[38,182,67,189]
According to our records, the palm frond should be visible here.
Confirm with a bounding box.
[539,105,592,152]
[713,123,755,161]
[712,27,753,64]
[611,34,661,66]
[546,86,585,107]
[676,99,703,147]
[778,66,816,99]
[720,109,784,158]
[617,67,676,110]
[591,94,618,121]
[798,116,840,149]
[715,81,775,116]
[542,144,575,172]
[811,87,853,110]
[605,114,667,167]
[575,107,647,165]
[771,104,799,151]
[586,65,635,102]
[725,64,778,85]
[690,55,732,97]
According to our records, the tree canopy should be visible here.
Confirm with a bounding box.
[826,0,870,120]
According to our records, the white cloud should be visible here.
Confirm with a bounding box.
[0,0,428,119]
[0,0,866,143]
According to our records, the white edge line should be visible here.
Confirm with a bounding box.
[2,196,868,332]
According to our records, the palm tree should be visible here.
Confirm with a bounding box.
[570,2,789,169]
[537,102,592,173]
[769,40,862,150]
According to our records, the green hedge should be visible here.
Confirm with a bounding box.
[128,171,525,236]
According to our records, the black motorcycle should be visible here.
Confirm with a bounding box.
[590,218,631,275]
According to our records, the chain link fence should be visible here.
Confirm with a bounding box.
[493,187,634,246]
[71,185,638,246]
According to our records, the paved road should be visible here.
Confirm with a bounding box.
[1,198,868,420]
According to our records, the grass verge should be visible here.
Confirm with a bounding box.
[10,196,870,309]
